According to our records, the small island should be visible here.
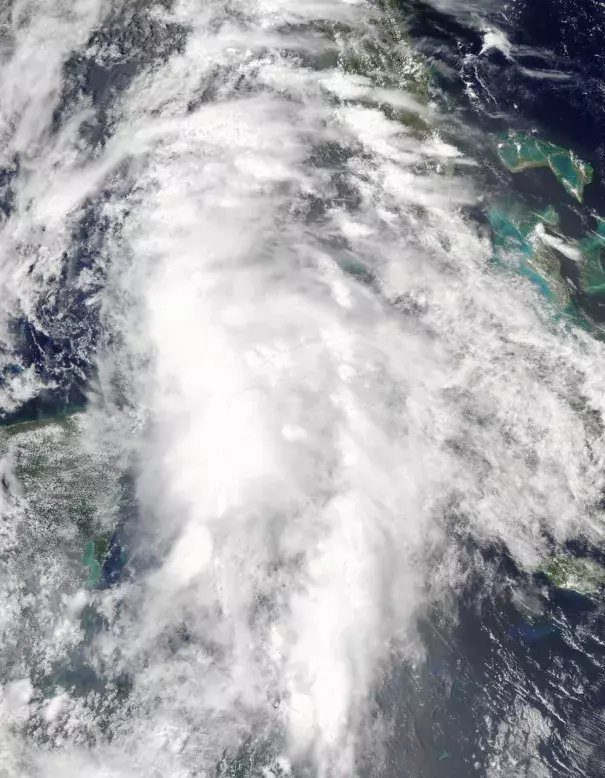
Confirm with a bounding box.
[540,555,605,595]
[496,130,594,203]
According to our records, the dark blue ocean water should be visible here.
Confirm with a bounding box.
[404,0,605,304]
[382,2,605,774]
[0,3,603,774]
[4,0,604,423]
[375,541,605,776]
[404,0,605,179]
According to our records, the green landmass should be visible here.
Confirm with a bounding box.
[496,131,594,203]
[487,202,605,334]
[488,203,570,308]
[579,217,605,295]
[536,205,559,228]
[82,534,113,588]
[539,555,605,595]
[335,0,432,131]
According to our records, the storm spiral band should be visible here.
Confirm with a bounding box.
[0,1,604,776]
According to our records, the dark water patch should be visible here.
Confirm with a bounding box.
[398,0,605,334]
[0,172,136,425]
[52,6,188,148]
[402,0,605,190]
[0,385,87,429]
[0,315,89,423]
[372,537,605,776]
[97,474,139,591]
[67,189,115,279]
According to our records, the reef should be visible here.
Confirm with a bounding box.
[496,130,593,203]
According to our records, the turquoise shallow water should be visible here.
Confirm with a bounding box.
[0,1,603,776]
[397,2,605,774]
[405,0,605,322]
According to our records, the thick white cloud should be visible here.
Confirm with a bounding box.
[0,0,602,776]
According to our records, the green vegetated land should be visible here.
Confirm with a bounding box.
[540,556,605,595]
[490,130,605,333]
[496,130,593,203]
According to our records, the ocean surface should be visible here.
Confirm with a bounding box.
[0,0,604,776]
